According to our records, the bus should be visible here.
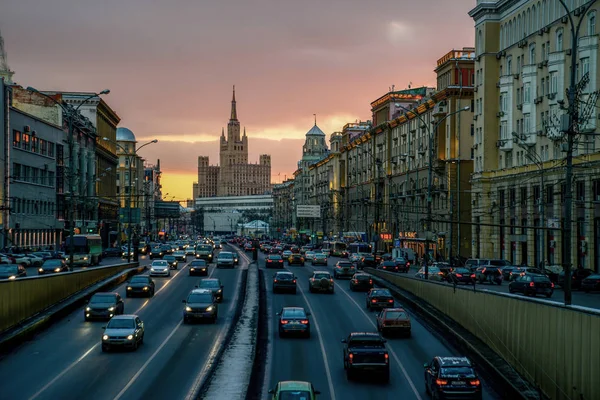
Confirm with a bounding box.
[64,234,103,266]
[322,241,348,257]
[347,242,372,255]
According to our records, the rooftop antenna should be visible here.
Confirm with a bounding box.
[313,113,317,125]
[391,84,395,92]
[408,82,412,89]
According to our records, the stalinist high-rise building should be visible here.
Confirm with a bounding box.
[193,87,271,198]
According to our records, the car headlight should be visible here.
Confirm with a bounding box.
[185,306,192,312]
[206,306,214,312]
[83,257,88,261]
[54,268,61,272]
[108,307,115,311]
[217,289,222,293]
[127,287,132,290]
[102,335,109,341]
[86,307,91,311]
[151,268,156,272]
[8,275,16,280]
[38,268,44,272]
[127,335,134,340]
[143,286,149,291]
[190,268,195,271]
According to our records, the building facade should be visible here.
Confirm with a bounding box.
[194,87,271,198]
[143,160,162,240]
[272,179,295,238]
[194,194,273,235]
[470,0,600,270]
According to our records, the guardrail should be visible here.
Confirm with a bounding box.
[365,268,600,400]
[0,262,139,333]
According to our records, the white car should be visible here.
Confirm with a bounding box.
[149,260,171,277]
[282,250,292,259]
[4,254,32,267]
[25,254,44,267]
[305,251,316,261]
[185,247,195,256]
[173,251,187,261]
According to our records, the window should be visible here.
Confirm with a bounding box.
[524,83,531,104]
[550,72,558,94]
[13,130,21,148]
[541,43,546,61]
[556,29,564,51]
[529,44,536,64]
[589,11,597,35]
[32,137,39,153]
[41,140,48,156]
[582,57,590,80]
[12,163,21,181]
[541,78,546,95]
[524,114,531,134]
[22,133,30,151]
[507,56,513,75]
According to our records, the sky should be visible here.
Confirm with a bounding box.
[1,0,475,202]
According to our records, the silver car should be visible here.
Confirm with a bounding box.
[150,260,171,277]
[216,251,235,268]
[101,315,144,352]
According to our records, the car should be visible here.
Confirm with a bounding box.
[126,276,155,297]
[197,278,224,302]
[149,260,171,277]
[149,247,165,259]
[282,250,292,259]
[394,257,410,272]
[265,254,284,268]
[366,288,394,310]
[581,274,600,292]
[195,244,214,261]
[38,258,70,275]
[268,381,321,399]
[188,259,209,276]
[288,254,305,266]
[508,274,554,298]
[7,254,32,267]
[25,254,44,267]
[277,307,311,338]
[333,261,356,279]
[85,292,124,321]
[342,332,390,382]
[376,308,411,337]
[308,271,334,294]
[232,251,240,265]
[185,247,196,256]
[508,267,545,281]
[349,273,373,291]
[312,253,328,266]
[305,251,316,261]
[0,264,27,280]
[474,266,503,285]
[424,356,482,400]
[182,288,218,323]
[163,255,178,269]
[447,267,475,284]
[173,250,187,261]
[273,271,297,294]
[121,248,134,258]
[101,314,144,352]
[103,247,122,258]
[557,268,595,289]
[216,251,235,268]
[161,244,174,255]
[415,266,444,281]
[244,243,253,252]
[378,260,399,273]
[357,254,377,270]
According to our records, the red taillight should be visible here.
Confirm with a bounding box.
[300,320,309,324]
[470,379,481,386]
[280,320,289,324]
[371,299,377,303]
[456,273,462,277]
[529,282,535,287]
[348,353,353,363]
[293,279,296,283]
[369,280,373,284]
[330,279,334,282]
[279,260,283,263]
[352,279,357,283]
[470,274,475,278]
[274,279,278,282]
[388,299,394,303]
[551,282,554,288]
[407,262,410,266]
[384,353,389,362]
[482,267,487,273]
[436,379,448,386]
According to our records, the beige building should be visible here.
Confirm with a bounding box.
[272,179,295,237]
[193,87,271,198]
[470,0,600,270]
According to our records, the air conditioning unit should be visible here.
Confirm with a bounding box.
[538,29,544,36]
[543,60,548,66]
[514,73,520,79]
[496,140,504,148]
[517,104,523,110]
[544,27,550,33]
[537,96,544,103]
[561,16,568,24]
[473,115,478,121]
[476,55,481,62]
[574,7,583,16]
[547,93,556,100]
[473,143,479,150]
[24,125,31,132]
[497,111,505,117]
[566,49,572,55]
[537,130,545,136]
[549,240,556,248]
[534,97,541,104]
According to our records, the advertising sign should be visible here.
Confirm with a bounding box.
[296,205,321,218]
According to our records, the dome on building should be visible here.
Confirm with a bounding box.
[305,124,325,136]
[116,127,137,142]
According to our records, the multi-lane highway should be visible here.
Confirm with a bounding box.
[0,247,245,400]
[259,252,501,399]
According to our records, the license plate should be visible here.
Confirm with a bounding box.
[452,381,466,386]
[290,321,300,325]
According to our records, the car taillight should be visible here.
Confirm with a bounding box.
[497,268,502,274]
[280,320,289,324]
[470,274,475,278]
[470,379,481,386]
[388,299,394,303]
[348,353,353,363]
[300,320,309,324]
[273,279,278,283]
[369,280,373,284]
[436,379,448,386]
[438,272,443,275]
[293,279,296,283]
[529,282,535,287]
[551,282,555,288]
[330,279,334,282]
[371,299,377,303]
[482,267,487,273]
[279,260,283,263]
[384,353,389,363]
[352,279,357,283]
[407,262,410,266]
[456,273,462,277]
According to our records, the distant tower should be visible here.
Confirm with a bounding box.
[0,29,14,83]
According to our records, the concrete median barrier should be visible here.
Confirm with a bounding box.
[366,268,600,400]
[0,262,140,335]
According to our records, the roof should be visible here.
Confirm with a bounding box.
[111,314,138,319]
[201,278,219,282]
[116,127,136,142]
[282,306,306,311]
[350,332,381,337]
[190,288,212,294]
[437,356,472,367]
[278,381,312,390]
[305,124,325,136]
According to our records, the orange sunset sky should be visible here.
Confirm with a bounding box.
[1,0,475,202]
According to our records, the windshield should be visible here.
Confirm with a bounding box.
[191,261,206,266]
[455,268,471,274]
[440,367,476,377]
[90,294,115,303]
[532,276,550,282]
[197,245,212,251]
[276,273,294,280]
[43,259,63,267]
[587,275,600,279]
[355,275,370,281]
[0,265,18,274]
[371,290,391,297]
[315,254,326,258]
[269,255,282,260]
[279,391,311,400]
[152,261,168,267]
[384,311,408,319]
[282,309,306,318]
[337,263,353,267]
[350,338,385,347]
[188,293,213,303]
[107,319,135,329]
[200,280,220,288]
[219,253,233,259]
[130,277,149,284]
[164,256,175,261]
[313,273,330,279]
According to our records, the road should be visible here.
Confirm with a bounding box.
[0,247,246,400]
[405,265,600,309]
[260,252,501,399]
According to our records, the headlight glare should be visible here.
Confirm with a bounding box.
[8,276,16,280]
[143,286,149,291]
[206,306,214,312]
[127,287,132,290]
[108,307,115,311]
[127,335,134,340]
[102,335,109,340]
[86,307,91,311]
[185,306,192,312]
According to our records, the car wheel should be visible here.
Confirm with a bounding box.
[183,316,189,324]
[151,290,155,297]
[425,380,431,395]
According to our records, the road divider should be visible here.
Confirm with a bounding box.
[0,262,142,353]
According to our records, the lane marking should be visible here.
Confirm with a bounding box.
[28,261,191,400]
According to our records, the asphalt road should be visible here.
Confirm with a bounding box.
[0,247,245,400]
[259,252,501,400]
[404,265,600,309]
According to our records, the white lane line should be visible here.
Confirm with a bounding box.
[28,262,190,400]
[297,284,337,400]
[113,320,183,400]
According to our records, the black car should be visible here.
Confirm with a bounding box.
[508,274,554,298]
[447,267,475,284]
[188,259,209,276]
[558,268,595,289]
[358,255,377,270]
[103,247,122,258]
[0,264,26,280]
[424,356,482,400]
[379,261,399,273]
[474,266,503,285]
[182,289,218,323]
[349,273,373,291]
[394,257,410,272]
[38,258,69,275]
[342,332,389,382]
[149,247,165,259]
[273,271,297,294]
[366,288,395,310]
[265,254,284,269]
[126,276,155,297]
[232,252,240,265]
[197,278,224,302]
[581,274,600,292]
[277,307,310,338]
[508,267,545,281]
[163,255,178,270]
[84,292,124,321]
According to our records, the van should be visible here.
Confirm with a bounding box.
[392,248,415,262]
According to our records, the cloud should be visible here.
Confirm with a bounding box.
[387,21,416,45]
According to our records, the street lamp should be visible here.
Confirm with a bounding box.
[103,137,158,262]
[396,103,470,279]
[27,87,110,270]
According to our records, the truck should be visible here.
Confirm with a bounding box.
[342,332,390,382]
[392,247,415,263]
[195,244,214,262]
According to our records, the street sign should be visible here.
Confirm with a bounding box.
[296,205,321,218]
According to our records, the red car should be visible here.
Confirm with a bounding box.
[376,307,411,337]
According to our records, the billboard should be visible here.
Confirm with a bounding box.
[296,205,321,218]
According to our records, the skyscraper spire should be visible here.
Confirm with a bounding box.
[230,85,237,121]
[221,127,225,137]
[243,126,246,137]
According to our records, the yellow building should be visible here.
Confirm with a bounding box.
[470,0,600,270]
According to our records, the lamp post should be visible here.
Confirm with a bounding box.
[27,87,109,270]
[103,137,157,262]
[396,103,470,279]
